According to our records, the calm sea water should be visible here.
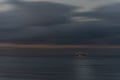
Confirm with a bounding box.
[0,56,120,80]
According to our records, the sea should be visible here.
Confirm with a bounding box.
[0,48,120,80]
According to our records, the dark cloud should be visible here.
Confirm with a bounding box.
[1,1,120,45]
[0,1,77,43]
[6,21,120,45]
[45,22,120,45]
[3,0,77,26]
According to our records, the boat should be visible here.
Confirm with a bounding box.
[75,52,87,57]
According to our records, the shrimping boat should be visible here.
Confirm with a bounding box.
[75,52,87,57]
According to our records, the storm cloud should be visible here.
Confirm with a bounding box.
[3,0,77,26]
[0,1,120,45]
[0,0,77,42]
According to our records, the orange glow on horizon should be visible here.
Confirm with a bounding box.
[0,43,120,48]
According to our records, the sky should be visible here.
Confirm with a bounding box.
[0,0,120,45]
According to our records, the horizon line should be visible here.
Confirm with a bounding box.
[0,43,120,48]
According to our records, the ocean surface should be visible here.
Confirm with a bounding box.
[0,56,120,80]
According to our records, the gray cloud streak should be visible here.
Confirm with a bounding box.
[75,3,120,23]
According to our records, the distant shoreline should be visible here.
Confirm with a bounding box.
[0,44,120,57]
[0,43,120,48]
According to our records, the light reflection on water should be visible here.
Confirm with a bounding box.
[0,56,120,80]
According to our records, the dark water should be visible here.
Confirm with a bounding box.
[0,56,120,80]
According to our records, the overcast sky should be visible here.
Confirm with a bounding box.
[1,0,120,11]
[0,0,120,45]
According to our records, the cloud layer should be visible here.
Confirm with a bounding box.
[0,1,120,45]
